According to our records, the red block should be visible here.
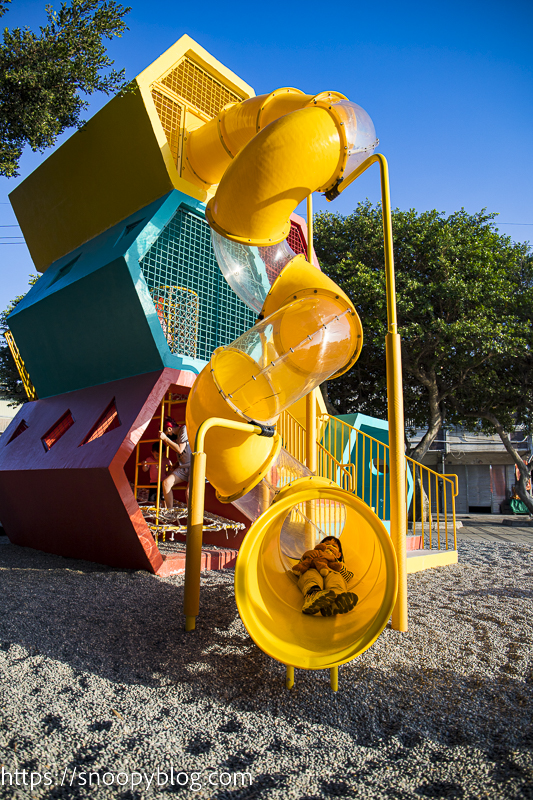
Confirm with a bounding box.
[0,369,197,572]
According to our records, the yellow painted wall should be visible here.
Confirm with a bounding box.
[10,35,255,272]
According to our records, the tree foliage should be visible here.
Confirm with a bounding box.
[0,275,38,405]
[0,0,130,177]
[315,202,533,508]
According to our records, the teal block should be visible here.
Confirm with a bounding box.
[9,257,166,397]
[9,189,256,398]
[321,412,414,523]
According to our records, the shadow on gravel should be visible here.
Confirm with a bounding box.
[1,542,533,764]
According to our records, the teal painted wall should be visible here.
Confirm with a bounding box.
[321,412,414,526]
[9,190,257,399]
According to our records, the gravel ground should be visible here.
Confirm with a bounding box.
[0,537,531,800]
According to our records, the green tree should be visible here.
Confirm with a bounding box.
[315,202,533,509]
[0,275,38,405]
[0,0,130,177]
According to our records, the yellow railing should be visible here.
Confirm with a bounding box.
[406,458,458,550]
[3,330,37,400]
[278,409,458,551]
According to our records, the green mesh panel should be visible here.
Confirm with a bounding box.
[139,207,256,361]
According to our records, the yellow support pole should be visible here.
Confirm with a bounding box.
[155,398,165,527]
[307,192,313,264]
[305,391,317,473]
[184,450,207,632]
[134,441,140,501]
[184,416,263,632]
[305,389,318,549]
[328,154,408,632]
[286,665,295,689]
[330,666,338,692]
[304,183,318,550]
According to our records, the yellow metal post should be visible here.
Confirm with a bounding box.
[183,417,263,632]
[330,666,338,692]
[305,390,318,549]
[305,391,317,473]
[328,154,408,631]
[286,665,295,689]
[184,450,207,631]
[304,184,318,553]
[155,397,165,526]
[307,192,313,265]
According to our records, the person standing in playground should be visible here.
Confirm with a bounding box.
[141,443,172,504]
[295,536,358,616]
[159,417,191,509]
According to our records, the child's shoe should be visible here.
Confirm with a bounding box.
[333,592,359,614]
[302,589,336,615]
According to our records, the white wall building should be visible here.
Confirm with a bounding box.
[407,424,532,514]
[0,398,19,435]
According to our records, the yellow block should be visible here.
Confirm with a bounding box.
[10,35,255,272]
[406,549,458,574]
[235,481,398,670]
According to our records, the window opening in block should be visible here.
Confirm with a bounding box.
[6,419,28,445]
[50,255,80,287]
[80,400,121,446]
[42,411,74,451]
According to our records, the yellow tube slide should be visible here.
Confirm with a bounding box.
[185,85,396,674]
[206,105,344,245]
[234,479,398,670]
[186,88,347,188]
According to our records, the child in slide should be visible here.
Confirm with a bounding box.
[293,536,358,617]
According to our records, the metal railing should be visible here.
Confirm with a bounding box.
[278,408,458,551]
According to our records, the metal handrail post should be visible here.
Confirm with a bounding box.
[184,416,263,632]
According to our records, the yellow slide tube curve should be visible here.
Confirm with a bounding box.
[235,479,398,670]
[205,104,345,245]
[186,88,346,188]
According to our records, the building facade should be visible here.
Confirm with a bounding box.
[407,425,532,514]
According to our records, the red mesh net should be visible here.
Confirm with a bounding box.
[287,222,308,257]
[82,401,121,445]
[257,222,309,284]
[42,411,74,451]
[257,246,283,283]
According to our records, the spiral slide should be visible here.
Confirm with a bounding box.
[184,88,398,676]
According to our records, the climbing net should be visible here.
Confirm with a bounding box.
[140,501,245,544]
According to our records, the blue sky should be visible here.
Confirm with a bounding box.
[1,0,532,311]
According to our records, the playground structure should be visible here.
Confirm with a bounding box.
[0,36,458,689]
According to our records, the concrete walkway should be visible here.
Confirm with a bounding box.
[456,513,533,544]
